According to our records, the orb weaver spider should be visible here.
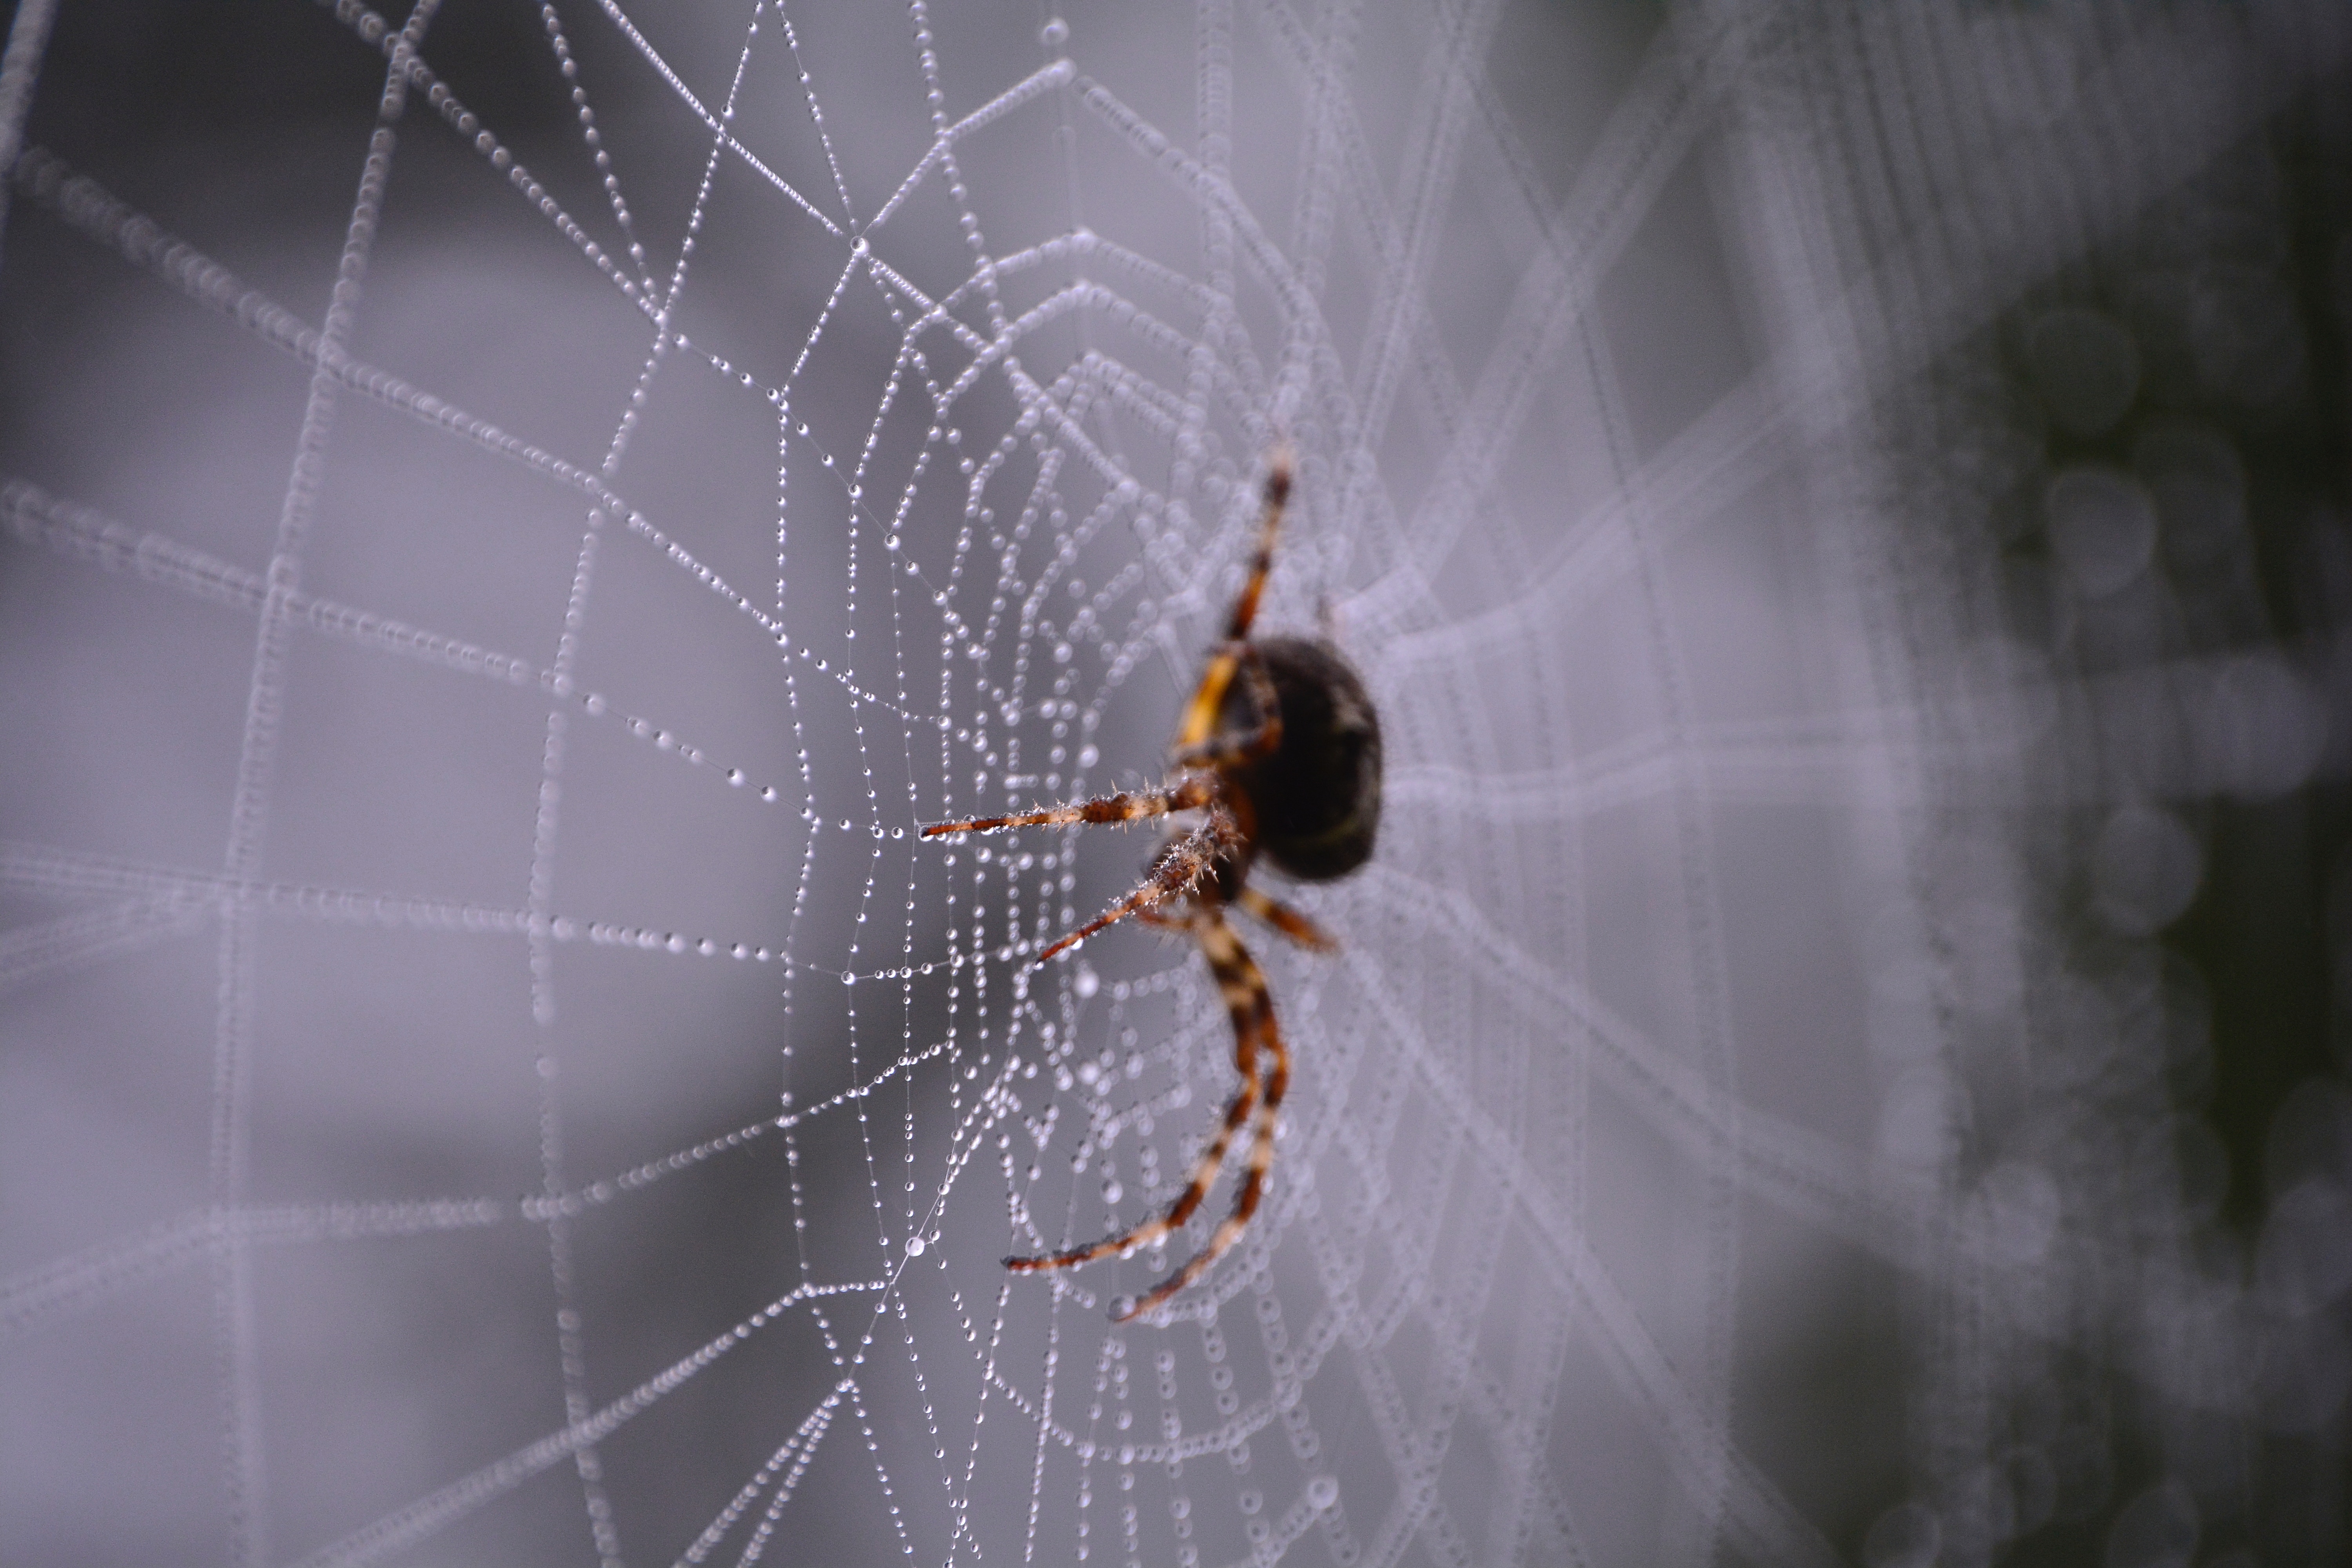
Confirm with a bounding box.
[921,448,1382,1321]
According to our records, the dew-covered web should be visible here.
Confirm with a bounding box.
[5,4,2352,1567]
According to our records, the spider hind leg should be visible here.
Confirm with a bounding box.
[1034,808,1241,963]
[1006,912,1265,1279]
[1113,916,1288,1322]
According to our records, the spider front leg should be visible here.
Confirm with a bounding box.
[921,773,1213,838]
[1035,807,1243,963]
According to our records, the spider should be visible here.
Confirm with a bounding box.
[921,448,1381,1321]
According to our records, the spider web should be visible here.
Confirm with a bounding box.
[4,3,2348,1567]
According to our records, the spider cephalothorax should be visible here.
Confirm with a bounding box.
[921,449,1380,1320]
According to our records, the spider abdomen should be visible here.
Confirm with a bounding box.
[1230,636,1382,882]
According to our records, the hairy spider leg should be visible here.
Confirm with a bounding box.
[1005,910,1264,1283]
[1225,446,1292,641]
[1237,886,1336,951]
[1176,448,1291,753]
[920,773,1214,838]
[1116,915,1290,1322]
[1171,645,1282,771]
[1036,808,1242,964]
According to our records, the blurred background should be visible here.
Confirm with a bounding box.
[3,2,2349,1565]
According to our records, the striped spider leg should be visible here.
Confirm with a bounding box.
[920,444,1376,1319]
[1006,909,1292,1323]
[1172,445,1290,759]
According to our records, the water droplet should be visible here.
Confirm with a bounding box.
[2197,656,2326,799]
[2091,805,2202,935]
[2045,467,2155,597]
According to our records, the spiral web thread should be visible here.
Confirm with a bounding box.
[2,3,2347,1566]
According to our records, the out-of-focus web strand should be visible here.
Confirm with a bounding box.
[3,155,969,739]
[205,15,445,1559]
[0,1200,508,1343]
[522,6,786,1557]
[0,836,851,979]
[0,476,830,814]
[285,1314,875,1568]
[0,895,208,997]
[1379,7,2352,673]
[13,141,1279,763]
[1352,873,1947,1269]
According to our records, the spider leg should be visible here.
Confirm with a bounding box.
[1006,912,1263,1277]
[1224,446,1291,642]
[1035,808,1241,964]
[1174,448,1291,753]
[1171,645,1281,770]
[1174,644,1244,758]
[1237,887,1336,951]
[922,774,1213,838]
[1114,915,1288,1322]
